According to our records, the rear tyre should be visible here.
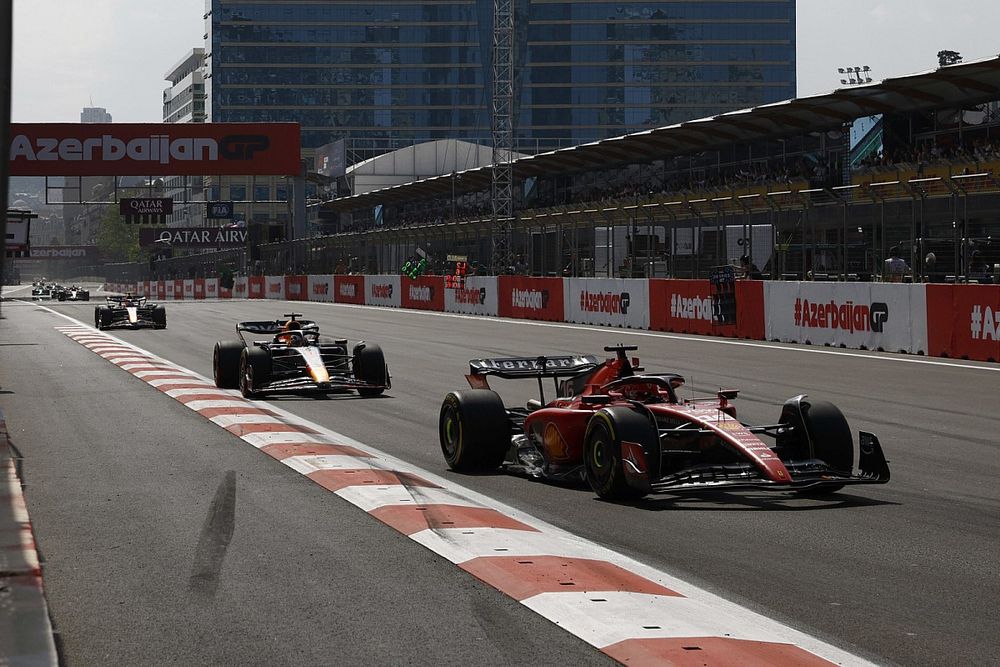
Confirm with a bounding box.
[151,305,167,329]
[213,341,243,389]
[439,390,510,472]
[240,347,271,399]
[584,409,652,501]
[778,397,853,494]
[353,342,388,397]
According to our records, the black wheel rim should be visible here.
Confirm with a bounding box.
[442,406,460,459]
[589,427,613,483]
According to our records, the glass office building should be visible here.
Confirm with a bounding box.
[206,0,795,152]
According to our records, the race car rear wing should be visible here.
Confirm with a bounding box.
[469,355,599,379]
[238,320,318,335]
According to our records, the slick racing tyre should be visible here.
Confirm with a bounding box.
[95,306,112,330]
[152,305,167,329]
[439,390,509,472]
[353,342,388,397]
[240,347,271,399]
[214,340,244,389]
[584,408,655,501]
[778,396,853,495]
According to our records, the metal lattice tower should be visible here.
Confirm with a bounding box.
[490,0,515,274]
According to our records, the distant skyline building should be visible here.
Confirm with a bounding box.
[80,106,112,123]
[203,0,796,155]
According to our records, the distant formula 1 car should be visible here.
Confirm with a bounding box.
[58,285,90,301]
[31,284,54,300]
[439,345,890,501]
[213,313,390,399]
[94,294,166,330]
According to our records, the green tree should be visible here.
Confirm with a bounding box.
[96,207,140,262]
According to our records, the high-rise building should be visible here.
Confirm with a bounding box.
[80,106,112,123]
[163,48,208,123]
[163,49,208,227]
[204,1,795,154]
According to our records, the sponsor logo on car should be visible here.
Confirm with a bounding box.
[670,294,712,322]
[371,283,393,299]
[580,290,630,315]
[481,357,579,370]
[793,298,888,333]
[511,288,549,310]
[970,304,1000,340]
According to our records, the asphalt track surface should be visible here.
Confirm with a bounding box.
[2,287,998,666]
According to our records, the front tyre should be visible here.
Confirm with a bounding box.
[778,396,853,495]
[439,390,509,472]
[353,342,388,397]
[584,410,651,501]
[151,305,167,329]
[214,341,243,389]
[240,347,271,399]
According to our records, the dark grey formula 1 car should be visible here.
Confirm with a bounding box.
[94,294,166,330]
[213,313,390,399]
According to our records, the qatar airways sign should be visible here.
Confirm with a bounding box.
[8,123,301,176]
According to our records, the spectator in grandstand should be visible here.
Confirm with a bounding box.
[739,255,762,280]
[967,251,992,283]
[883,247,909,283]
[924,252,939,282]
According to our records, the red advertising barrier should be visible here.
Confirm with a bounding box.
[173,279,184,300]
[248,276,265,299]
[156,281,166,300]
[194,279,205,299]
[926,284,1000,361]
[204,278,218,299]
[334,275,365,304]
[736,280,766,340]
[401,275,445,311]
[498,276,564,321]
[285,275,308,301]
[219,286,232,299]
[649,279,716,335]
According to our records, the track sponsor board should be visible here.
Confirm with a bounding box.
[233,277,248,298]
[333,275,364,304]
[193,279,205,299]
[308,275,334,303]
[139,227,247,248]
[765,282,927,354]
[444,276,498,316]
[498,276,563,321]
[285,275,307,301]
[248,276,265,299]
[205,278,218,299]
[265,275,285,300]
[401,276,444,311]
[183,279,194,299]
[27,245,99,260]
[565,278,650,329]
[365,275,401,308]
[926,284,1000,361]
[649,279,715,335]
[156,281,166,300]
[8,122,302,176]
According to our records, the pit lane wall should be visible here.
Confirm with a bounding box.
[108,277,1000,363]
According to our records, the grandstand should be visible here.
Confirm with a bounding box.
[126,56,1000,285]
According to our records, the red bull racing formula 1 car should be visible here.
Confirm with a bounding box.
[213,313,390,399]
[439,345,890,500]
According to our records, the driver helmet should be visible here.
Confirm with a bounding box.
[281,319,303,345]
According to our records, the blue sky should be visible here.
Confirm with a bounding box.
[10,0,1000,123]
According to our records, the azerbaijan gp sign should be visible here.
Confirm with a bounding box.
[139,227,248,248]
[7,123,301,176]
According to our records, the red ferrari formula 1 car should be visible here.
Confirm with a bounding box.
[439,345,890,500]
